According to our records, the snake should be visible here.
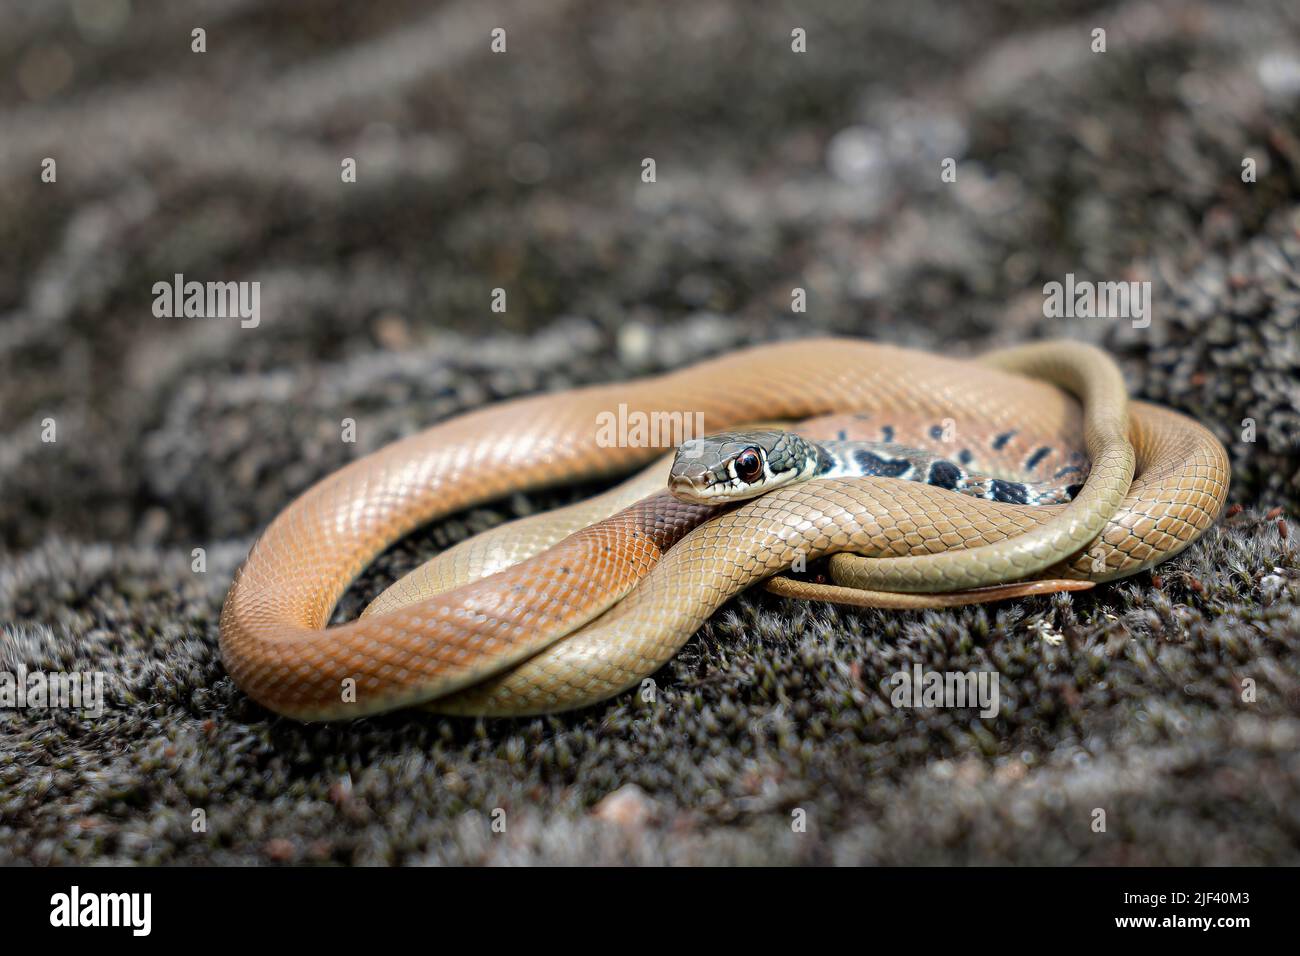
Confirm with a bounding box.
[665,429,1085,507]
[218,339,1230,720]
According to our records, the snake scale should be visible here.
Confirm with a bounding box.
[219,340,1230,719]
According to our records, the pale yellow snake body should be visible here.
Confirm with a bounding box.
[219,340,1230,719]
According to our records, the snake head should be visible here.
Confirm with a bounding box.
[669,430,822,503]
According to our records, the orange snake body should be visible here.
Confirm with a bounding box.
[219,340,1230,719]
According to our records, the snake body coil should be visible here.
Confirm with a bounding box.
[219,340,1229,719]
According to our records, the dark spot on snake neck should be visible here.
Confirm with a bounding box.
[958,448,973,465]
[880,425,895,442]
[853,449,911,478]
[927,460,962,490]
[990,479,1029,504]
[1024,446,1052,471]
[929,424,945,440]
[1054,464,1083,479]
[836,429,848,441]
[1065,483,1085,500]
[814,444,836,475]
[992,430,1017,450]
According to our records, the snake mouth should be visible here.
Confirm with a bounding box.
[668,474,718,504]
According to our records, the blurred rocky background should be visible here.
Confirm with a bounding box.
[1,0,1297,863]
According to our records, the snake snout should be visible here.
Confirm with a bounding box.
[668,452,714,503]
[667,470,711,504]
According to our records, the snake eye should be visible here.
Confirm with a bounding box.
[733,448,763,483]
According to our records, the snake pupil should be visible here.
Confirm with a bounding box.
[735,449,763,482]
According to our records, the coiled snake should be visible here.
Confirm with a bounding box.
[219,340,1229,719]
